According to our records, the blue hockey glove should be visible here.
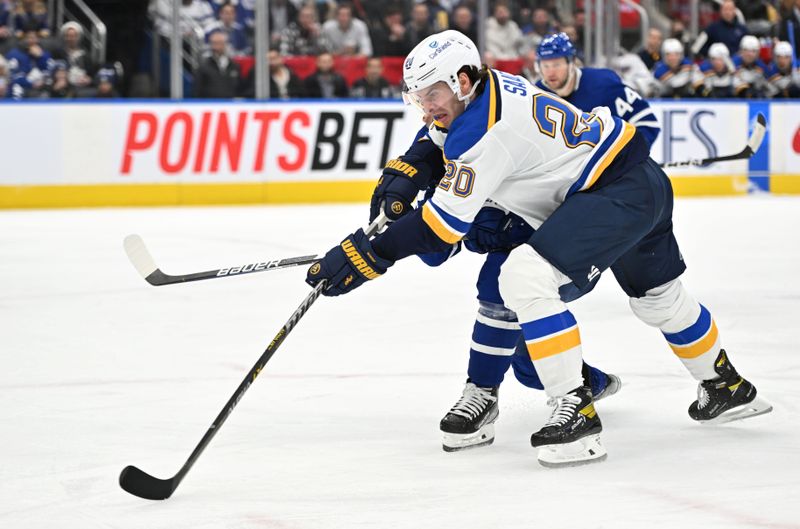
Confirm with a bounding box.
[306,229,394,296]
[464,208,534,254]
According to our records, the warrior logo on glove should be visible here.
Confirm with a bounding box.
[306,229,394,296]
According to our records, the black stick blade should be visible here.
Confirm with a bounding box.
[119,465,177,500]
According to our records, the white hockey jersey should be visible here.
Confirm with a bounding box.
[420,69,637,244]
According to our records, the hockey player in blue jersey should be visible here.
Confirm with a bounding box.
[307,30,771,467]
[535,33,660,146]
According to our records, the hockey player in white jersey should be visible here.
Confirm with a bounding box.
[306,31,772,467]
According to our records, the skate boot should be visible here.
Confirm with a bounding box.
[688,349,773,424]
[531,386,607,468]
[440,380,499,452]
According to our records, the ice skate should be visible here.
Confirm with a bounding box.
[440,381,499,452]
[531,386,606,468]
[689,350,773,424]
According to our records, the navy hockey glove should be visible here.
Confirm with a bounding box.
[369,140,445,222]
[464,208,535,254]
[306,229,394,296]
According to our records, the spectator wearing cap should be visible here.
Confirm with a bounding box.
[733,35,768,98]
[48,59,74,98]
[208,2,250,56]
[321,3,372,56]
[279,5,330,56]
[766,41,800,98]
[696,42,736,98]
[195,30,242,98]
[691,0,747,59]
[486,1,523,60]
[350,57,395,99]
[52,22,94,94]
[637,28,663,71]
[4,29,52,98]
[301,52,348,99]
[13,0,49,40]
[450,5,477,44]
[94,66,119,98]
[406,3,435,45]
[653,37,696,98]
[371,6,411,57]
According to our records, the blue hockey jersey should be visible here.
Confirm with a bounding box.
[536,67,660,147]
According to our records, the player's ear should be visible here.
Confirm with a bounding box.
[458,72,472,96]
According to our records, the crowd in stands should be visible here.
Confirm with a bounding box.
[2,0,800,100]
[0,0,121,99]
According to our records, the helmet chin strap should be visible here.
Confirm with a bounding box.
[457,78,481,108]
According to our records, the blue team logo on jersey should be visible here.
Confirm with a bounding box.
[429,41,438,48]
[405,56,414,69]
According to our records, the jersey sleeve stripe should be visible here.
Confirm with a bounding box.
[487,69,502,130]
[626,108,656,125]
[421,201,467,244]
[568,120,636,195]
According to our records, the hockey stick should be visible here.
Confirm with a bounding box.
[123,234,319,286]
[659,112,766,168]
[119,212,388,501]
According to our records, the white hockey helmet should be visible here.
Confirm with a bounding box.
[402,30,482,110]
[739,35,760,52]
[708,42,730,59]
[662,38,683,56]
[774,41,794,57]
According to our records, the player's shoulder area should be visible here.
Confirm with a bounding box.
[579,67,624,87]
[442,69,521,161]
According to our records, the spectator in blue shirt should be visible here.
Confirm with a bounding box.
[691,0,747,59]
[208,2,250,56]
[5,29,52,98]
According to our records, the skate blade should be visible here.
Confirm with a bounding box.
[537,434,607,468]
[700,397,774,425]
[442,424,495,452]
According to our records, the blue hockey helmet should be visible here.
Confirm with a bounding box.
[537,33,576,61]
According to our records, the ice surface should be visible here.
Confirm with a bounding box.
[1,198,798,529]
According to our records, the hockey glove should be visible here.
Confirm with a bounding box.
[306,229,394,296]
[464,208,535,254]
[369,140,445,223]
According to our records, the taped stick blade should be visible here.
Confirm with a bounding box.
[748,112,767,154]
[123,234,158,280]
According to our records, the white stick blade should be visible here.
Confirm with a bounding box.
[748,113,767,154]
[123,234,158,279]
